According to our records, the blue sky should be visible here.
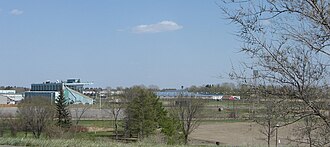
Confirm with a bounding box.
[0,0,243,88]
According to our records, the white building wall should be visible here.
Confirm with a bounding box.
[0,90,16,94]
[0,95,8,104]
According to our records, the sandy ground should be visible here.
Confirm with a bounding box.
[190,122,298,146]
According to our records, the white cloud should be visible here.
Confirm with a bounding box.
[132,21,183,33]
[10,9,23,16]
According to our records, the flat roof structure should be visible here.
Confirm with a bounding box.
[25,79,94,104]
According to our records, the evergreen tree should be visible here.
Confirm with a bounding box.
[56,88,71,129]
[124,87,166,140]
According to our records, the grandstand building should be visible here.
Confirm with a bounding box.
[25,79,94,104]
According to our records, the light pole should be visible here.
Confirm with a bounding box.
[99,91,102,110]
[252,70,258,118]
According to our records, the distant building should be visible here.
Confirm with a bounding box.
[83,90,97,96]
[156,89,224,100]
[0,90,24,104]
[0,90,16,94]
[25,79,94,104]
[0,95,7,104]
[110,90,124,95]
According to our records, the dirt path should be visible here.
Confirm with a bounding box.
[190,122,297,146]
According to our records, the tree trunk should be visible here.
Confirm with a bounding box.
[308,129,312,147]
[114,118,118,140]
[267,120,271,147]
[184,134,188,144]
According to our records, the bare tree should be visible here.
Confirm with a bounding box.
[71,104,91,135]
[257,102,278,147]
[71,104,91,125]
[221,0,330,145]
[17,97,55,138]
[170,97,205,144]
[2,113,20,137]
[0,110,5,137]
[220,0,330,57]
[291,115,330,147]
[254,86,288,147]
[104,94,125,140]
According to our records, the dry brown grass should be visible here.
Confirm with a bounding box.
[86,126,114,132]
[0,104,17,107]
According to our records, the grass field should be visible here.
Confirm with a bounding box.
[0,121,298,147]
[0,137,191,147]
[0,99,305,146]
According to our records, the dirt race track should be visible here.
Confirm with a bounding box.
[190,122,299,146]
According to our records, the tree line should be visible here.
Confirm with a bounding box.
[107,86,205,144]
[0,86,205,145]
[0,88,72,138]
